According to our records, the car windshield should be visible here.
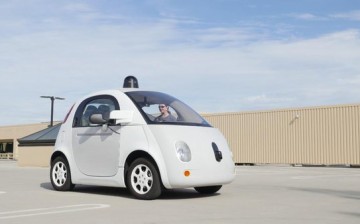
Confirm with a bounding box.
[126,91,211,127]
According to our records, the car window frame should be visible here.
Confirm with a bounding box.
[72,95,120,128]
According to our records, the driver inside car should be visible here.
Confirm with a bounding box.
[154,104,177,122]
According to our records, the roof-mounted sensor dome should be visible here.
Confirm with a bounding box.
[123,76,139,88]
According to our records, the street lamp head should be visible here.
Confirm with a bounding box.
[40,96,65,100]
[40,95,65,127]
[55,97,65,100]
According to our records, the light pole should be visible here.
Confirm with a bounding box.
[40,96,65,127]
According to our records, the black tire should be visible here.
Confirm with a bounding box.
[50,157,75,191]
[126,158,162,200]
[194,185,222,194]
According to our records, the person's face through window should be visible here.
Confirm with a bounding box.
[158,104,168,114]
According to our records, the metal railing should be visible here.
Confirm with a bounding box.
[0,153,13,160]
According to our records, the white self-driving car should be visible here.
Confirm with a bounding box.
[50,77,235,199]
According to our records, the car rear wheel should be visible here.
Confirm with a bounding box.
[50,157,75,191]
[127,158,162,200]
[194,185,222,194]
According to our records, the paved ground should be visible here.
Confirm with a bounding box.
[0,161,360,224]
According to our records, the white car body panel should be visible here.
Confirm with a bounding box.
[72,125,120,177]
[148,125,235,188]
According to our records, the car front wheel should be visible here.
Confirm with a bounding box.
[127,158,162,200]
[50,157,75,191]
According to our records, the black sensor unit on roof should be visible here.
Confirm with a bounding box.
[123,76,139,88]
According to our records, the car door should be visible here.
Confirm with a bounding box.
[72,95,121,177]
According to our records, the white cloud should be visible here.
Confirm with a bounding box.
[338,75,360,85]
[245,94,294,103]
[331,10,360,21]
[63,3,93,12]
[290,13,326,21]
[2,26,360,124]
[290,11,360,22]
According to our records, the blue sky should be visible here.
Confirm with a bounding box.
[1,0,360,126]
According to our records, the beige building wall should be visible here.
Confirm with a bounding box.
[0,123,52,160]
[17,146,53,167]
[203,104,360,165]
[1,105,360,166]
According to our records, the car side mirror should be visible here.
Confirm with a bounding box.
[110,110,134,124]
[89,113,108,124]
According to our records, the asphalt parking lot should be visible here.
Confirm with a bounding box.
[0,161,359,224]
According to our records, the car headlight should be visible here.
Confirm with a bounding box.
[175,141,191,162]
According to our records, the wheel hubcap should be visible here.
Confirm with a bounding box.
[52,161,67,187]
[131,164,153,195]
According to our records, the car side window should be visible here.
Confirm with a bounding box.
[73,95,120,128]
